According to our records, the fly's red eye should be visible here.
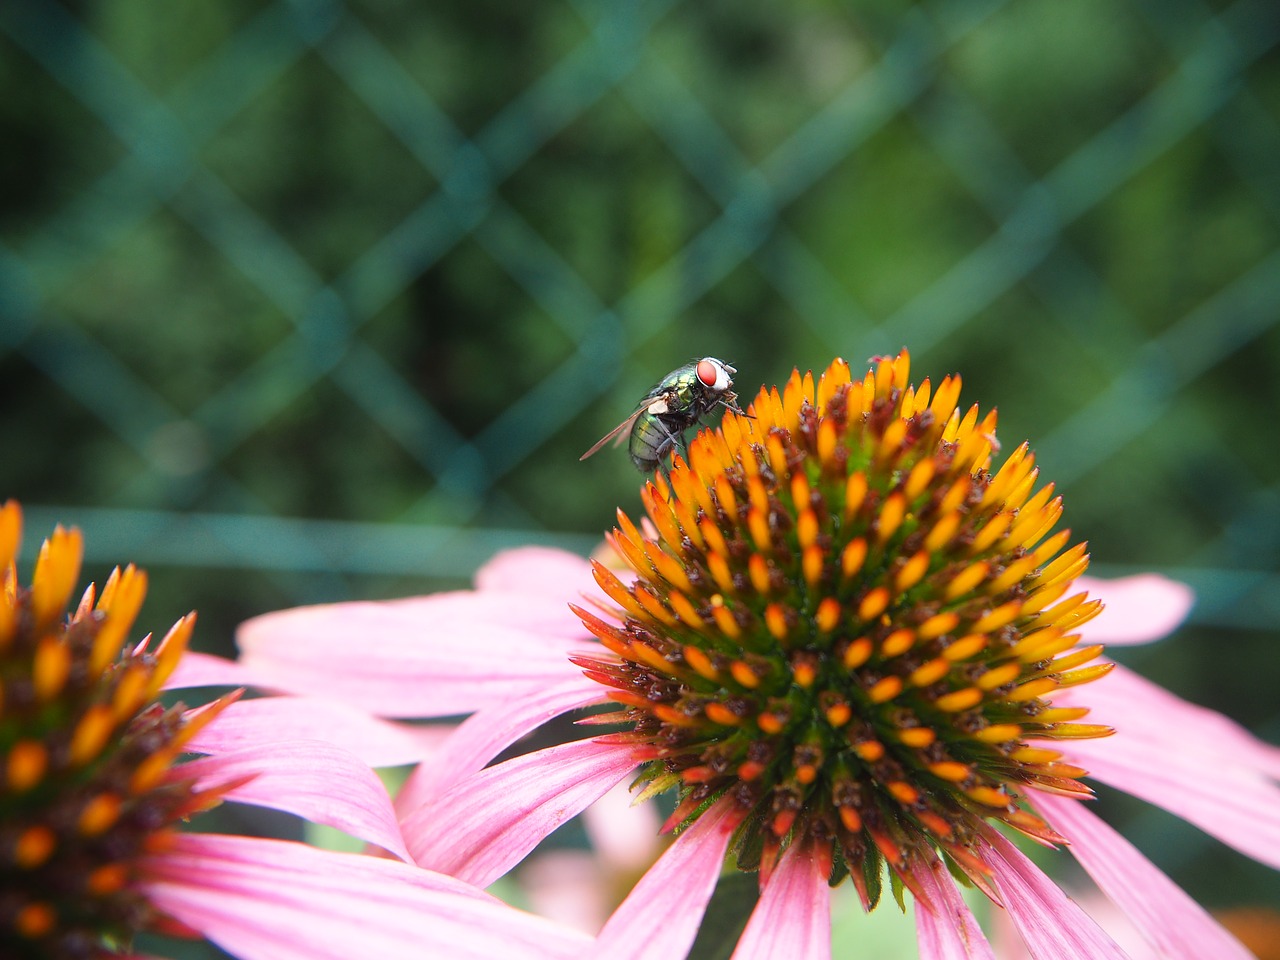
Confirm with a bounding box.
[696,359,719,387]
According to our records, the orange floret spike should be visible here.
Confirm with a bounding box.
[31,525,84,626]
[634,585,679,627]
[876,492,906,543]
[815,597,841,633]
[78,794,124,837]
[869,676,903,703]
[881,628,916,658]
[144,613,197,699]
[858,586,890,622]
[923,512,962,553]
[842,636,873,670]
[969,513,1014,553]
[748,553,773,595]
[945,562,990,601]
[668,590,706,629]
[710,600,742,640]
[707,551,736,594]
[69,705,119,767]
[898,727,936,748]
[91,565,149,676]
[640,484,681,546]
[8,741,49,792]
[971,601,1023,634]
[647,544,694,595]
[591,560,648,620]
[0,499,22,570]
[903,458,937,502]
[817,418,839,468]
[166,689,245,755]
[33,635,73,701]
[842,538,868,579]
[704,703,743,727]
[730,660,762,689]
[1034,543,1091,589]
[16,825,58,869]
[1053,662,1116,688]
[893,551,931,593]
[844,473,868,519]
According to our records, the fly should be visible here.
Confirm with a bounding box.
[580,357,751,472]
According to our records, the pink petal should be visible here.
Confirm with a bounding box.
[1059,668,1280,869]
[1062,663,1280,779]
[1062,738,1280,870]
[1074,574,1194,645]
[911,857,996,960]
[981,831,1129,960]
[403,737,636,887]
[387,586,591,640]
[236,596,581,717]
[1031,794,1254,960]
[593,799,740,959]
[141,833,590,960]
[732,844,831,960]
[186,696,452,767]
[984,893,1163,960]
[475,546,596,598]
[166,650,263,690]
[394,676,603,816]
[179,742,411,861]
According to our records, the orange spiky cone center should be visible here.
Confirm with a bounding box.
[572,352,1112,904]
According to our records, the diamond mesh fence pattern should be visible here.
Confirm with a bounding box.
[3,0,1279,914]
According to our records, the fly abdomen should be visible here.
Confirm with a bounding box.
[629,415,681,472]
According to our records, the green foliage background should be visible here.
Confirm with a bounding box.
[2,0,1278,954]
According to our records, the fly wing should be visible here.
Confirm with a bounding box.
[579,407,645,460]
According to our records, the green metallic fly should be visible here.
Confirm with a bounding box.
[580,357,751,472]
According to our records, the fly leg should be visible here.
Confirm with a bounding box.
[718,397,754,419]
[653,418,687,478]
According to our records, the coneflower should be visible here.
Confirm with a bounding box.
[239,353,1277,959]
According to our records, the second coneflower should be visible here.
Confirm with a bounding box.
[0,501,590,960]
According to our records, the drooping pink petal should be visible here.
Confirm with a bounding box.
[236,596,581,717]
[980,831,1129,960]
[592,799,741,960]
[475,546,596,598]
[141,833,590,960]
[731,843,832,960]
[1058,668,1280,869]
[1062,663,1280,779]
[403,737,636,887]
[1031,794,1254,960]
[1064,741,1280,870]
[179,742,411,861]
[1074,574,1194,645]
[185,696,452,767]
[911,857,996,960]
[393,676,603,816]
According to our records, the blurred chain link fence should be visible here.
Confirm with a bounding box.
[3,0,1279,913]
